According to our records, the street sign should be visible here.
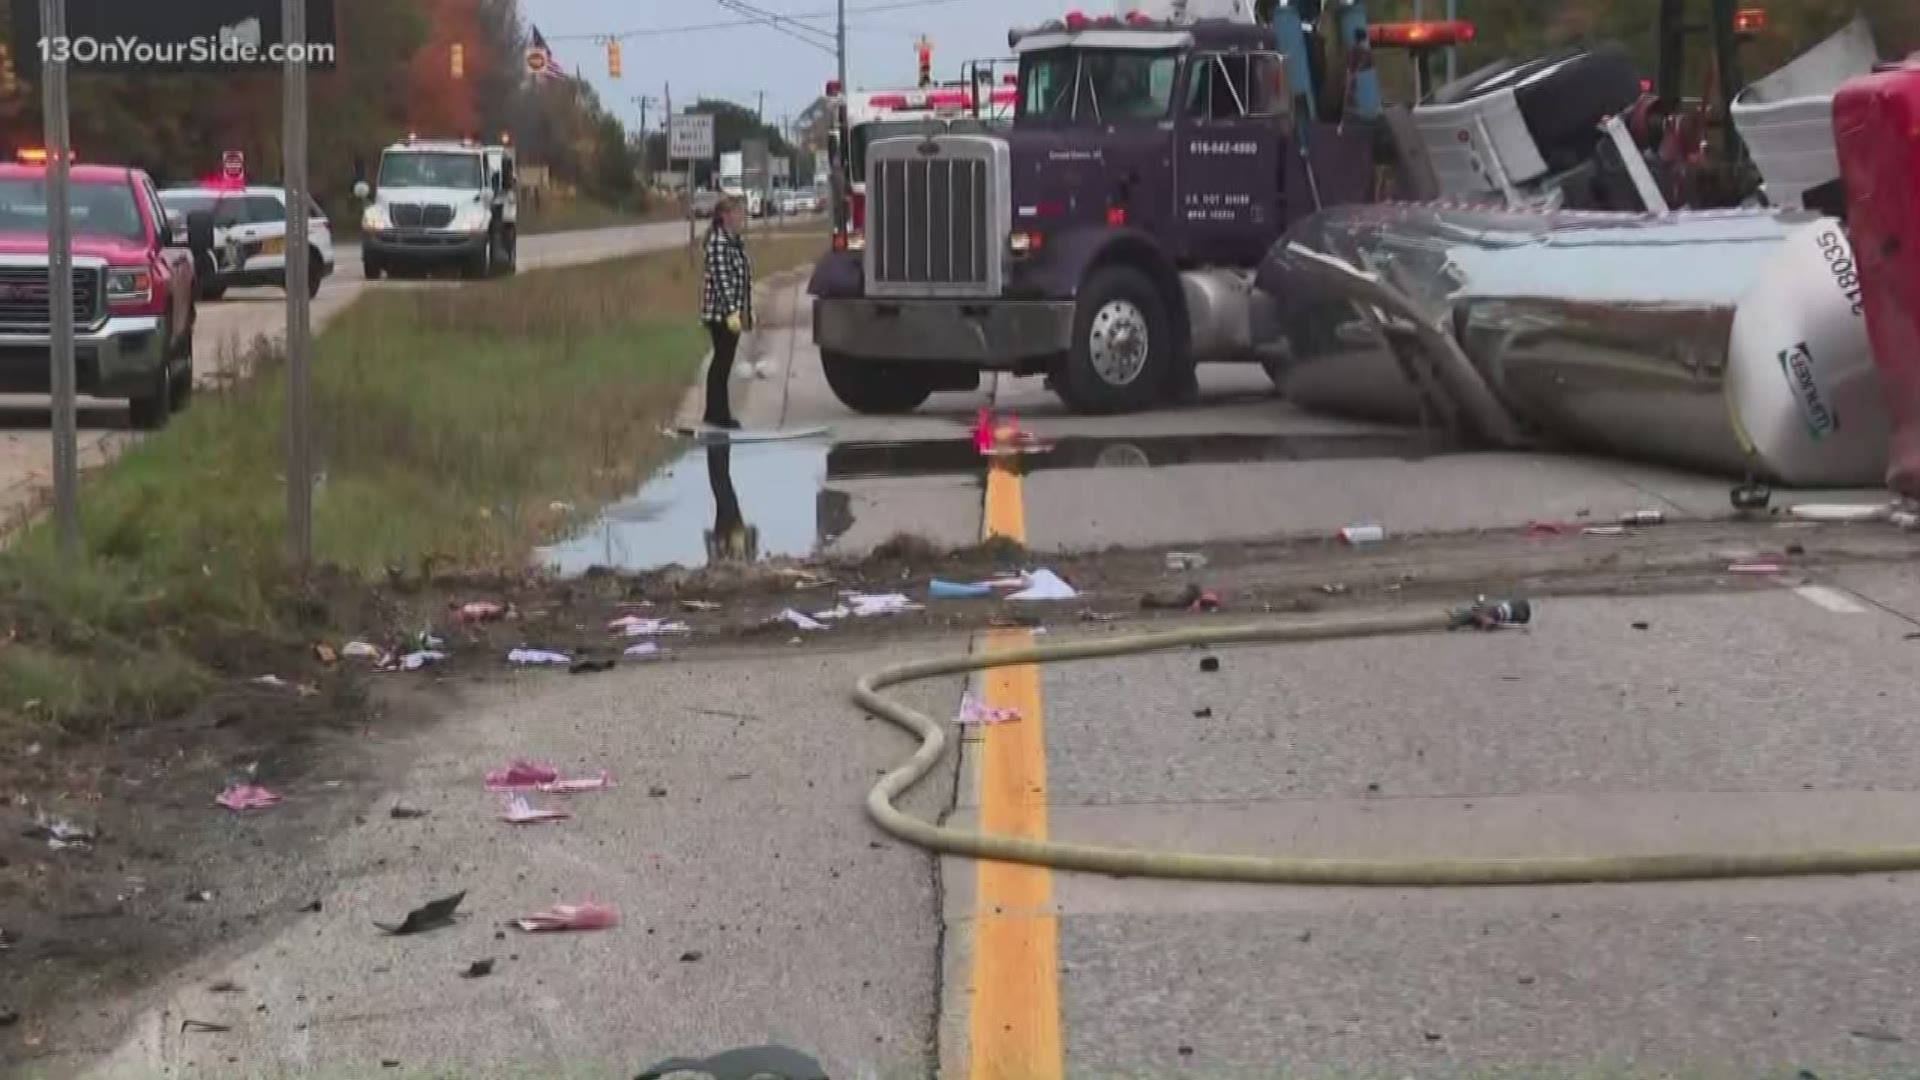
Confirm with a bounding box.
[524,46,550,75]
[669,114,715,162]
[221,149,245,180]
[13,0,338,73]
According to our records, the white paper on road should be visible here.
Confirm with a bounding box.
[608,616,689,636]
[507,648,573,666]
[1009,569,1079,601]
[780,609,828,631]
[847,592,922,616]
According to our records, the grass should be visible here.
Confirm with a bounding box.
[0,230,827,733]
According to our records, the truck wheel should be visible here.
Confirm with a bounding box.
[467,233,495,280]
[128,366,173,431]
[500,228,518,276]
[821,351,936,415]
[169,329,195,411]
[363,256,383,281]
[1056,265,1172,415]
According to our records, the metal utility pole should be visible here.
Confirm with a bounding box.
[757,90,765,121]
[284,0,315,568]
[1445,0,1457,82]
[40,0,75,556]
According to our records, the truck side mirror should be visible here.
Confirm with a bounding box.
[185,209,215,253]
[352,179,371,201]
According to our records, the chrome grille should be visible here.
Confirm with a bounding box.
[0,265,101,330]
[865,134,1005,298]
[390,203,455,229]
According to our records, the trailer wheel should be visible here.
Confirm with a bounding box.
[1055,265,1171,415]
[821,351,936,415]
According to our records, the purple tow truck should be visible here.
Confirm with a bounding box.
[808,10,1385,415]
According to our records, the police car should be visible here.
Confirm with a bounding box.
[158,183,335,299]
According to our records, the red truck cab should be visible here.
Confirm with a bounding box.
[0,151,203,428]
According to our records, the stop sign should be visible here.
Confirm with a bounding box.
[221,149,245,181]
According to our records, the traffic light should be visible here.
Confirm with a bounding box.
[0,45,14,96]
[607,39,622,78]
[915,38,932,88]
[450,42,465,80]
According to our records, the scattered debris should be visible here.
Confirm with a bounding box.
[500,794,570,824]
[680,950,705,962]
[215,783,283,812]
[455,600,509,622]
[251,675,294,690]
[1318,583,1348,595]
[1142,584,1203,610]
[514,902,618,932]
[376,892,466,936]
[778,609,828,632]
[635,1045,830,1080]
[775,569,836,590]
[1730,482,1773,511]
[955,692,1022,726]
[208,980,243,994]
[1199,656,1221,673]
[1893,509,1920,531]
[1619,509,1666,526]
[300,900,324,913]
[25,812,94,850]
[1581,525,1627,537]
[624,641,663,659]
[185,889,215,903]
[1788,503,1890,523]
[461,959,495,979]
[486,760,558,789]
[1338,524,1385,545]
[1631,621,1651,631]
[1189,589,1222,613]
[609,616,690,636]
[1193,707,1213,718]
[1729,559,1787,575]
[1165,551,1208,571]
[568,658,616,675]
[851,592,922,616]
[341,641,383,661]
[507,647,573,666]
[538,772,613,793]
[681,599,723,612]
[1850,1025,1904,1044]
[648,785,669,798]
[1010,569,1078,601]
[180,1019,231,1034]
[392,650,445,672]
[930,579,994,600]
[314,643,338,664]
[389,805,430,820]
[1524,520,1576,537]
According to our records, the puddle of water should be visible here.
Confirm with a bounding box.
[826,430,1443,481]
[539,438,847,575]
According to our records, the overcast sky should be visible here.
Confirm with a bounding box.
[519,0,1047,132]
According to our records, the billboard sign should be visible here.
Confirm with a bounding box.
[15,0,339,73]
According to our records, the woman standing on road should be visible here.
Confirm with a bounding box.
[698,195,753,430]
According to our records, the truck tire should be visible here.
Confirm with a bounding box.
[1055,265,1172,415]
[500,227,518,276]
[128,366,173,431]
[821,351,936,415]
[1508,46,1639,172]
[363,256,384,281]
[466,233,495,280]
[169,327,195,411]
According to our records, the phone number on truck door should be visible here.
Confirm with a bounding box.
[1187,140,1260,156]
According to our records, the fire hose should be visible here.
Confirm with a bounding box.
[856,600,1920,886]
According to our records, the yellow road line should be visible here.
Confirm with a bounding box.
[970,458,1062,1080]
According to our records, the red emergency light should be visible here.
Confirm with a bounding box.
[15,147,76,165]
[1733,7,1767,35]
[196,172,247,190]
[1369,20,1475,48]
[1123,10,1155,25]
[1063,9,1089,30]
[868,92,910,109]
[825,78,843,95]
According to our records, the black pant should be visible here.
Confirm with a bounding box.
[704,321,739,426]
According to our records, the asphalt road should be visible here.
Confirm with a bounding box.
[50,271,1920,1079]
[0,220,694,529]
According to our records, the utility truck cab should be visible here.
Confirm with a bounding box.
[354,136,518,280]
[809,6,1384,415]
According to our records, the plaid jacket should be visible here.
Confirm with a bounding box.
[699,225,753,326]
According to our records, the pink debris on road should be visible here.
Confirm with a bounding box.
[538,771,614,793]
[956,692,1022,726]
[514,902,619,932]
[215,783,284,812]
[500,794,572,824]
[484,760,559,790]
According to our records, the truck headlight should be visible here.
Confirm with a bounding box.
[454,205,491,233]
[361,205,389,231]
[105,266,153,306]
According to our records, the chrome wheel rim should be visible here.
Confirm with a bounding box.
[1088,299,1150,387]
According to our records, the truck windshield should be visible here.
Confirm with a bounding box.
[0,177,146,241]
[1020,48,1179,123]
[378,152,483,190]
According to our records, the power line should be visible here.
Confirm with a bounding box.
[542,0,962,42]
[713,0,839,54]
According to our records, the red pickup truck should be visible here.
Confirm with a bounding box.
[0,153,206,428]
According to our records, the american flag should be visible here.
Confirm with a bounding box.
[529,25,569,80]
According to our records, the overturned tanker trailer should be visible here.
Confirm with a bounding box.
[1254,203,1890,487]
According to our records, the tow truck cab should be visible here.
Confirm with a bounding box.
[810,10,1386,415]
[0,152,206,429]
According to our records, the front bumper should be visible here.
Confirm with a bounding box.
[813,297,1075,367]
[363,230,488,263]
[0,315,167,397]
